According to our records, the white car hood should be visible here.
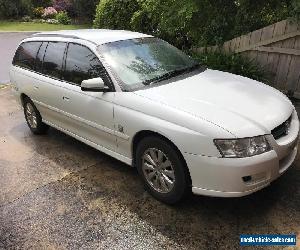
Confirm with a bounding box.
[134,69,294,137]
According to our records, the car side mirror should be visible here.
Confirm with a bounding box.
[81,77,110,92]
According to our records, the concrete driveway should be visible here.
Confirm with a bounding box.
[0,86,299,249]
[0,32,34,84]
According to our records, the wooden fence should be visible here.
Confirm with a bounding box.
[194,19,300,98]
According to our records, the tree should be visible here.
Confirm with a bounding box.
[234,0,294,36]
[0,0,33,19]
[93,0,300,48]
[94,0,139,29]
[31,0,53,7]
[71,0,100,23]
[130,0,237,48]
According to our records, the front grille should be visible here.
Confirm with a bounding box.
[271,115,292,140]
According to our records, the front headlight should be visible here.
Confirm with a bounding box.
[214,136,271,158]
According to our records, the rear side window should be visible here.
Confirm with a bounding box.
[43,42,67,79]
[13,42,42,70]
[63,43,106,85]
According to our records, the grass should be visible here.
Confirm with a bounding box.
[0,84,10,89]
[0,21,91,31]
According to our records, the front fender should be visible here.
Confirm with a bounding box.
[114,93,230,158]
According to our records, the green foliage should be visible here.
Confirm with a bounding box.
[31,0,53,8]
[0,0,33,19]
[291,0,300,20]
[94,0,139,29]
[22,0,34,16]
[22,15,32,22]
[0,0,19,19]
[130,1,231,48]
[191,50,270,84]
[56,11,70,24]
[93,0,300,49]
[32,7,44,18]
[233,0,293,37]
[71,0,99,23]
[0,0,97,23]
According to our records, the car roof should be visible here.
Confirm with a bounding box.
[30,29,152,45]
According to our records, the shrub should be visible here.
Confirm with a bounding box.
[56,11,71,24]
[45,18,59,24]
[94,0,139,29]
[42,6,58,19]
[53,0,72,12]
[191,50,270,84]
[22,15,32,22]
[32,18,58,23]
[32,7,44,18]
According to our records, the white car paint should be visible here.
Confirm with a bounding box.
[134,69,294,138]
[10,29,299,197]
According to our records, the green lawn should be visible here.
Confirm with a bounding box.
[0,84,9,89]
[0,21,90,31]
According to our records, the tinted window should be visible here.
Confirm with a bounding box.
[35,42,48,73]
[13,42,42,70]
[64,43,105,85]
[43,42,66,79]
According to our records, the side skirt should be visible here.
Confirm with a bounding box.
[43,119,133,166]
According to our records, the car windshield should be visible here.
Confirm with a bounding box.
[98,37,201,91]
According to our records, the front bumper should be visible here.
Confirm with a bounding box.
[185,110,299,197]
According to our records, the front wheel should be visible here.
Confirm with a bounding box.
[23,97,49,134]
[136,136,191,204]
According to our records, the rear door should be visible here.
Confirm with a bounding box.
[58,43,116,152]
[31,41,68,127]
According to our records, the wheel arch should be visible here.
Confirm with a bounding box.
[20,93,29,106]
[131,130,192,184]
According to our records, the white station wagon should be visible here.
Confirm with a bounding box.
[10,29,299,204]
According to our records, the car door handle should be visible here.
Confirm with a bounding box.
[62,96,70,101]
[34,86,39,90]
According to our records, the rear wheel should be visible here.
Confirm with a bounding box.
[23,97,49,134]
[136,136,191,204]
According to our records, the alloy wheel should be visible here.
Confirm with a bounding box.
[25,102,37,129]
[142,148,175,193]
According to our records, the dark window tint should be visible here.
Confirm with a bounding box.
[35,42,48,73]
[64,43,105,85]
[43,42,66,79]
[13,42,42,70]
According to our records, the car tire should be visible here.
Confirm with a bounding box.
[136,136,191,204]
[23,97,49,135]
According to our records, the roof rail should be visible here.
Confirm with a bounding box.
[31,33,80,39]
[30,33,98,45]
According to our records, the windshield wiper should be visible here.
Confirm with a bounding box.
[142,63,200,86]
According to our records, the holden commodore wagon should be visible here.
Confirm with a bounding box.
[10,29,299,204]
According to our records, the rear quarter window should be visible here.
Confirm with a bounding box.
[13,42,42,70]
